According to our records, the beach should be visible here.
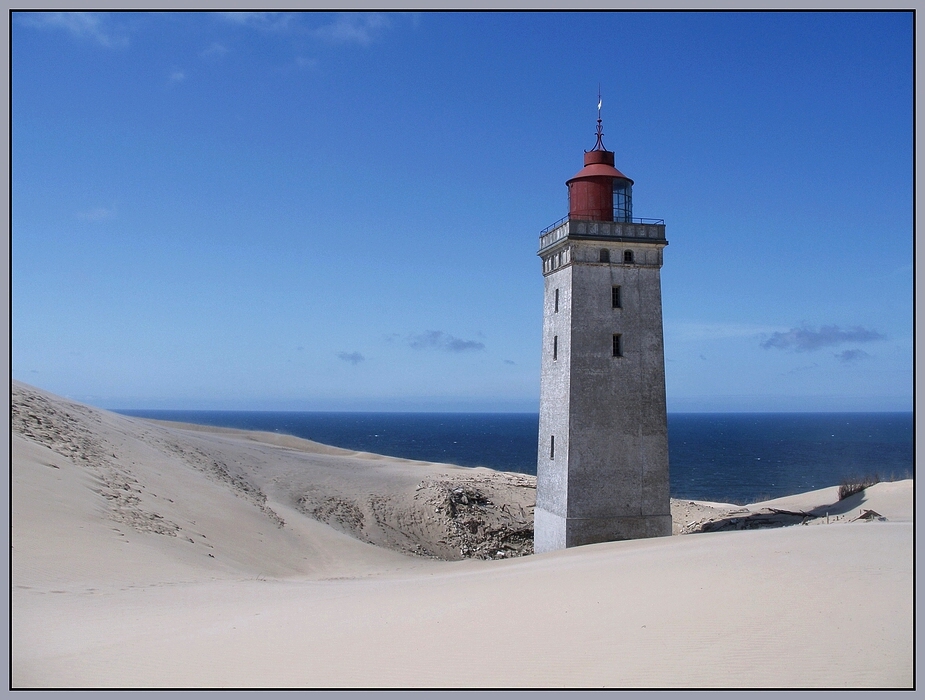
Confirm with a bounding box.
[11,380,913,687]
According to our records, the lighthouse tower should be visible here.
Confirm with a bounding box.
[534,105,671,552]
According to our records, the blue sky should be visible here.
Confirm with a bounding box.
[12,11,913,412]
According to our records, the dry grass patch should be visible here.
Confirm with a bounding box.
[838,474,881,501]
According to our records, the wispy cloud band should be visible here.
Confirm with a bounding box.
[408,331,485,353]
[337,351,365,365]
[761,324,884,352]
[215,12,294,31]
[835,349,871,363]
[215,11,390,46]
[311,13,390,45]
[20,12,127,48]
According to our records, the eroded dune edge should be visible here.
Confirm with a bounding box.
[12,381,537,562]
[11,381,913,688]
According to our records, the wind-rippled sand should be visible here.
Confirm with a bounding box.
[11,381,913,687]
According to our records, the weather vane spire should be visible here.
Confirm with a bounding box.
[592,85,606,151]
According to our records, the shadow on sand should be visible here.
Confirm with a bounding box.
[689,489,886,534]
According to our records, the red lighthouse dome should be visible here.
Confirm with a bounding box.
[566,109,633,222]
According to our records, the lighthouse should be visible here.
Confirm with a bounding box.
[534,104,671,552]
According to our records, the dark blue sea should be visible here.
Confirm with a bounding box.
[115,410,913,504]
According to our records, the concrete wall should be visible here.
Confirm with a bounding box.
[536,264,572,523]
[535,237,671,552]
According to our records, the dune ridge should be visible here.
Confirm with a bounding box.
[11,381,913,687]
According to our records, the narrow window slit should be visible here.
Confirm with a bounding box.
[613,334,623,357]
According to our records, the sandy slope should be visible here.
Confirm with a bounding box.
[11,381,913,687]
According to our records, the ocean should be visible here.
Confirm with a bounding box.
[115,410,913,504]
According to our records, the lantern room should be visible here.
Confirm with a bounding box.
[566,110,633,223]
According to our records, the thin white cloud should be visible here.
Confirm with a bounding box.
[337,351,365,365]
[215,12,294,32]
[215,11,390,46]
[19,12,128,48]
[76,206,116,221]
[408,331,485,353]
[835,349,872,363]
[311,13,390,46]
[761,325,884,352]
[168,69,186,84]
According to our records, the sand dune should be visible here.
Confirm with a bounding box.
[11,381,913,687]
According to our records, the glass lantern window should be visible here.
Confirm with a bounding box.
[613,181,633,222]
